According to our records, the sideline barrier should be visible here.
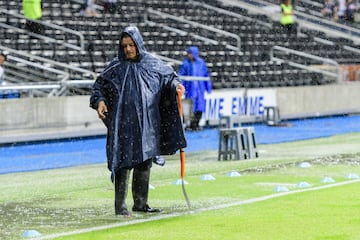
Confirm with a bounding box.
[218,127,247,161]
[263,106,281,126]
[219,115,242,128]
[243,127,259,159]
[218,115,259,161]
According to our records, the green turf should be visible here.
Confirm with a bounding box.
[1,133,360,239]
[55,182,360,240]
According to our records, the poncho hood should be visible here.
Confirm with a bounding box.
[187,46,200,60]
[118,25,146,61]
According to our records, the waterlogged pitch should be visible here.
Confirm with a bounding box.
[1,133,360,240]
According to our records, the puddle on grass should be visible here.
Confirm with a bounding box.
[0,199,116,240]
[238,153,360,174]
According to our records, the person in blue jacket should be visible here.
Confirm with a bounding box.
[90,26,186,216]
[179,46,212,131]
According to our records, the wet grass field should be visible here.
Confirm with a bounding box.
[1,133,360,239]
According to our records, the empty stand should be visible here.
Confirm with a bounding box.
[1,0,359,96]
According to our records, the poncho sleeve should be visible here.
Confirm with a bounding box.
[159,72,187,154]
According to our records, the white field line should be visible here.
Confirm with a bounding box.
[37,179,360,240]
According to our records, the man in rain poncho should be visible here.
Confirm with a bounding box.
[179,46,212,131]
[90,26,186,216]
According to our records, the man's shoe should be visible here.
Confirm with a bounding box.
[152,156,165,166]
[115,208,131,216]
[132,204,162,213]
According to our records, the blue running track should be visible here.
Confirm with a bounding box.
[1,115,360,174]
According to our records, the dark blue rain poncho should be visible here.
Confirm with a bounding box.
[179,46,212,113]
[90,26,186,173]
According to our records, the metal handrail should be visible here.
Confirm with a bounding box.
[0,46,97,81]
[64,80,95,86]
[7,56,69,82]
[0,80,96,90]
[0,83,61,91]
[145,8,241,51]
[270,45,343,83]
[0,45,97,96]
[0,22,82,51]
[0,8,85,50]
[179,76,211,81]
[145,21,221,47]
[299,0,323,8]
[0,82,62,98]
[151,52,182,66]
[0,80,98,98]
[190,1,272,28]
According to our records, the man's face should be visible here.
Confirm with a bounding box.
[0,55,5,65]
[121,36,138,61]
[187,52,194,61]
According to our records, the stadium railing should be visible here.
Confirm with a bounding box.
[0,9,85,51]
[270,45,343,83]
[0,45,97,97]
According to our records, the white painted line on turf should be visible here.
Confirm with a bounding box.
[38,179,360,240]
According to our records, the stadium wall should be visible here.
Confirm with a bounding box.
[276,84,360,119]
[1,84,360,134]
